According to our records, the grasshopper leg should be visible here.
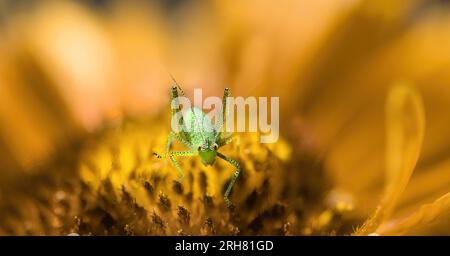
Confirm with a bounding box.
[154,149,195,181]
[217,152,241,206]
[215,88,230,135]
[153,131,194,182]
[153,131,176,159]
[153,131,191,158]
[168,151,195,182]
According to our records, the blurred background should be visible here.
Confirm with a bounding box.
[0,0,450,235]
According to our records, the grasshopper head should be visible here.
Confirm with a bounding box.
[198,143,218,166]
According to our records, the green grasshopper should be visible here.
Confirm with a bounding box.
[154,83,241,207]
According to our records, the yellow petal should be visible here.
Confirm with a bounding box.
[379,192,450,235]
[354,82,425,235]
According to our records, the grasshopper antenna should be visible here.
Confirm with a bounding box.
[169,73,185,96]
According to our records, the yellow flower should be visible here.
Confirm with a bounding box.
[0,0,449,235]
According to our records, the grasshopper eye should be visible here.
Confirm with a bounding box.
[197,145,202,151]
[211,143,218,151]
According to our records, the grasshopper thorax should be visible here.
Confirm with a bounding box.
[183,107,219,166]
